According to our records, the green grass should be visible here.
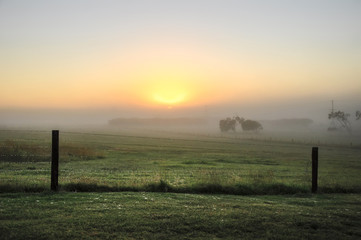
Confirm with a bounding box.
[1,128,361,239]
[0,128,360,194]
[1,192,360,239]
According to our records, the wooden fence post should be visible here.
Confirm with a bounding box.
[51,130,59,191]
[312,147,318,193]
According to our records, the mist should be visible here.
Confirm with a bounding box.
[1,96,360,140]
[1,1,360,136]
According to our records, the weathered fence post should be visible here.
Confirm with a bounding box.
[51,130,59,191]
[312,147,318,193]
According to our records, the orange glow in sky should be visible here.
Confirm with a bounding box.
[0,1,360,111]
[110,40,242,109]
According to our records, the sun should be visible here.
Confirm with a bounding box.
[126,59,212,108]
[137,68,194,108]
[151,86,188,108]
[153,92,187,105]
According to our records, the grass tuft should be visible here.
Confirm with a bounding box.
[145,180,173,192]
[0,183,47,193]
[57,181,310,195]
[319,186,361,194]
[62,183,139,192]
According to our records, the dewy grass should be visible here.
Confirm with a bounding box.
[1,192,361,239]
[0,129,360,195]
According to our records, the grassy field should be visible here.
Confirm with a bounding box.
[1,192,361,239]
[0,127,361,194]
[1,127,361,239]
[0,127,360,194]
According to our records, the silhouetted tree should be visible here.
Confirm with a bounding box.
[235,116,263,132]
[356,111,361,120]
[328,110,351,133]
[219,117,237,132]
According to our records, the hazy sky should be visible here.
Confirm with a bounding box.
[0,0,360,117]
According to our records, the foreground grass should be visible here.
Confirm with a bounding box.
[1,192,360,239]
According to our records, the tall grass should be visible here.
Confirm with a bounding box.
[0,140,104,162]
[0,140,49,162]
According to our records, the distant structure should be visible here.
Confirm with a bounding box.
[328,100,337,131]
[327,100,351,133]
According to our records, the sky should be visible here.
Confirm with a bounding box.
[0,0,360,123]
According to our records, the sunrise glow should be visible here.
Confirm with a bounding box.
[145,74,191,107]
[0,1,359,113]
[153,92,187,105]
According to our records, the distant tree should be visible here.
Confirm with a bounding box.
[328,110,351,133]
[219,116,263,132]
[356,111,361,120]
[219,117,237,132]
[235,116,263,132]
